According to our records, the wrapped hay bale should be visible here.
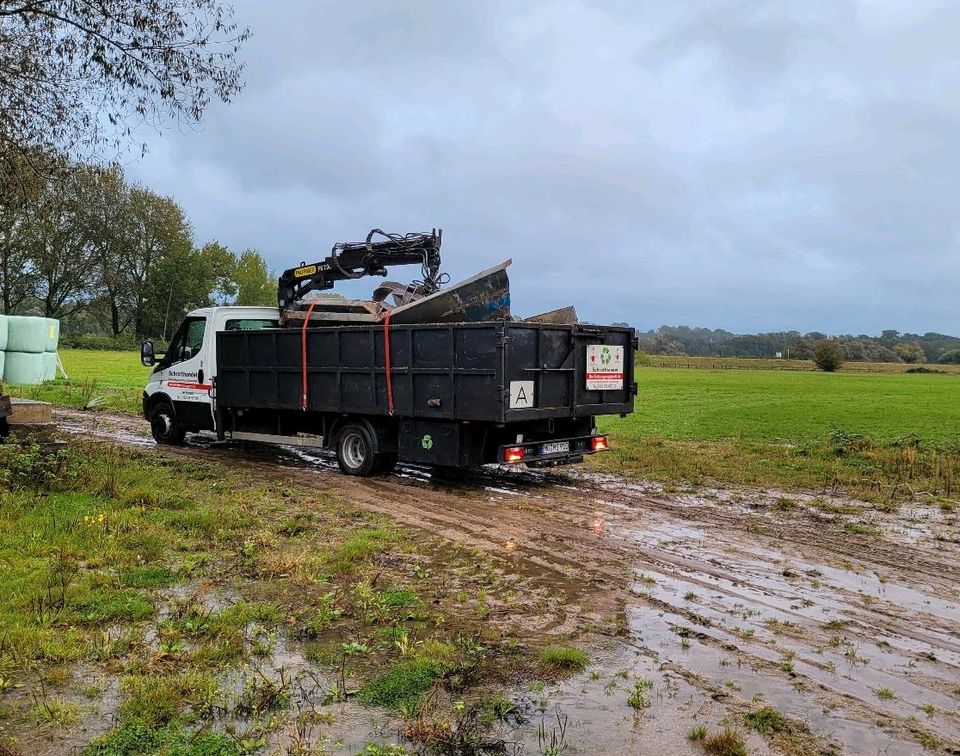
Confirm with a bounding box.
[0,314,7,351]
[2,351,49,385]
[6,316,49,353]
[42,351,58,381]
[0,351,5,379]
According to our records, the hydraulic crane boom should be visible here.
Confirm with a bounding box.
[278,229,442,315]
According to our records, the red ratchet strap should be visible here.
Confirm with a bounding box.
[383,308,395,415]
[300,300,318,411]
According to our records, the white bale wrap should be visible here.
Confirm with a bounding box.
[0,351,5,379]
[42,351,58,381]
[6,316,50,353]
[0,315,7,351]
[44,319,60,352]
[2,351,48,385]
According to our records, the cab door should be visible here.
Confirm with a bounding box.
[155,316,214,430]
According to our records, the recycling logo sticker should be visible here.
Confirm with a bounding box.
[421,434,434,450]
[586,344,625,391]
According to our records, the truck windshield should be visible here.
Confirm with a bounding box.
[225,319,279,331]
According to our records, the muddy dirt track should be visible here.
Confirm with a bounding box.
[58,410,960,755]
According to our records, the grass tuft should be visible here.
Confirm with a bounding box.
[700,726,748,756]
[744,705,787,734]
[539,645,589,672]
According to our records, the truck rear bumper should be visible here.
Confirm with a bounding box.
[498,433,608,466]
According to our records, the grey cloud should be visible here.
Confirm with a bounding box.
[128,0,960,334]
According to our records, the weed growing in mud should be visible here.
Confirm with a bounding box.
[744,706,787,735]
[688,724,708,741]
[626,678,654,709]
[538,645,589,673]
[84,719,240,755]
[27,695,83,729]
[537,710,568,756]
[875,687,896,701]
[914,730,941,751]
[695,726,749,756]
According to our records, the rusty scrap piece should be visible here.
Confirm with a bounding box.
[387,260,512,325]
[280,297,385,326]
[371,281,434,308]
[524,306,580,325]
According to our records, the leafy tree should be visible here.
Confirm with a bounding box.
[234,250,275,306]
[892,341,926,364]
[0,154,44,312]
[938,349,960,365]
[119,186,194,337]
[25,165,105,317]
[0,0,248,177]
[813,340,845,372]
[142,240,236,338]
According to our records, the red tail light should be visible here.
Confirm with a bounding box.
[504,446,526,463]
[591,435,609,451]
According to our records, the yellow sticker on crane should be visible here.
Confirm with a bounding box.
[294,265,317,278]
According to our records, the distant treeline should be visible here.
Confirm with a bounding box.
[615,325,960,365]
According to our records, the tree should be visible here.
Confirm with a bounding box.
[813,340,845,372]
[938,349,960,365]
[893,341,926,364]
[234,250,275,306]
[0,156,43,312]
[0,0,248,178]
[120,186,194,337]
[26,165,105,317]
[141,240,236,338]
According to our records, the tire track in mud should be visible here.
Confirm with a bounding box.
[56,410,960,755]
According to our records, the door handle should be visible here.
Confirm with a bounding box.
[198,368,205,384]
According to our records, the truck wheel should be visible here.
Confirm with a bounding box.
[150,401,186,445]
[336,423,379,476]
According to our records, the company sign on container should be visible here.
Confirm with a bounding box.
[586,344,624,391]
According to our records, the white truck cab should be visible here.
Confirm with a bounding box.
[141,306,278,444]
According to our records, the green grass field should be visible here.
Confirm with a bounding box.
[606,367,960,444]
[5,349,958,502]
[6,349,150,413]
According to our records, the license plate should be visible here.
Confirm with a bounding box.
[541,441,570,455]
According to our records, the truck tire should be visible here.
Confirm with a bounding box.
[150,400,186,445]
[336,423,379,476]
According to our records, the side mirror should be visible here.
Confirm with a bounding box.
[141,341,155,367]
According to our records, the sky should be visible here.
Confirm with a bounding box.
[125,0,960,335]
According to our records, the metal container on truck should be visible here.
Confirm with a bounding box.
[140,307,635,475]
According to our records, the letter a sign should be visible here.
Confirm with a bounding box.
[509,380,535,409]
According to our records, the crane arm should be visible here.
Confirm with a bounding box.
[278,229,442,315]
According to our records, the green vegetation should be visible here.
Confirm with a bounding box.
[744,705,787,734]
[814,340,845,372]
[596,366,960,503]
[0,441,566,753]
[609,368,960,443]
[8,349,148,413]
[626,677,653,709]
[695,726,749,756]
[538,645,589,673]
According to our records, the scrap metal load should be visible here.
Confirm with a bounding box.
[277,228,575,327]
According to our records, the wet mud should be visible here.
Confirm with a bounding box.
[53,410,960,754]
